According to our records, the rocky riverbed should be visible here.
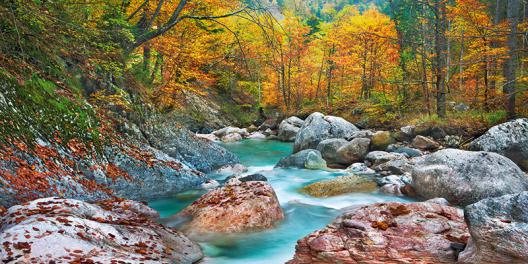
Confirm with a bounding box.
[2,114,528,263]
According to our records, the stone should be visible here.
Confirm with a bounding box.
[425,197,450,206]
[374,159,414,175]
[459,191,528,263]
[275,149,327,170]
[221,133,242,142]
[400,125,416,137]
[247,124,258,133]
[200,179,220,190]
[300,175,377,197]
[195,133,218,141]
[225,173,268,185]
[370,131,396,151]
[293,112,359,153]
[386,144,423,157]
[212,126,248,138]
[214,164,248,178]
[412,149,528,206]
[468,118,528,170]
[375,174,411,187]
[287,202,469,264]
[0,197,203,264]
[346,130,374,140]
[346,163,376,176]
[444,135,462,148]
[453,102,470,112]
[316,138,349,165]
[365,151,407,167]
[177,181,283,236]
[336,138,371,164]
[247,132,267,139]
[278,116,304,142]
[412,135,440,150]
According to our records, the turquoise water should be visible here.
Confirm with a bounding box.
[149,139,413,263]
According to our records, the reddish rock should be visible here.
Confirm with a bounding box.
[178,181,284,237]
[0,197,202,263]
[287,202,469,264]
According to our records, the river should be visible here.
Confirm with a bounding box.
[149,139,412,263]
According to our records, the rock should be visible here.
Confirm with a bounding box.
[459,191,528,263]
[316,138,349,165]
[293,112,359,153]
[346,163,376,176]
[195,133,218,141]
[177,181,283,236]
[247,132,266,139]
[370,131,395,151]
[335,138,371,165]
[275,149,327,170]
[412,135,440,150]
[401,125,416,137]
[386,144,422,157]
[258,118,279,131]
[300,175,377,197]
[365,151,407,167]
[247,124,258,133]
[379,184,403,196]
[346,130,374,140]
[213,126,248,138]
[287,202,469,264]
[375,174,411,187]
[214,164,248,178]
[425,197,450,206]
[263,128,274,136]
[221,133,242,142]
[278,116,304,142]
[0,197,203,263]
[430,127,447,140]
[225,173,268,185]
[141,119,239,173]
[200,179,220,190]
[453,102,470,112]
[444,135,462,148]
[412,149,528,206]
[468,118,528,170]
[375,159,414,175]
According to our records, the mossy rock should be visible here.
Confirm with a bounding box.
[300,175,377,198]
[370,131,395,150]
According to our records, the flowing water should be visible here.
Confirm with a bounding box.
[149,139,413,264]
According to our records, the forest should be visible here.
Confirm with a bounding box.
[1,0,528,263]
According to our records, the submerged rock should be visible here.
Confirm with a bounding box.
[459,191,528,263]
[412,149,528,206]
[469,118,528,170]
[287,202,469,264]
[275,149,327,170]
[177,181,283,236]
[300,175,377,197]
[278,116,304,142]
[293,112,359,153]
[0,197,202,263]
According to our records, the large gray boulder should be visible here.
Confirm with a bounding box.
[0,197,203,263]
[459,192,528,263]
[316,138,348,165]
[293,112,359,153]
[278,116,304,142]
[275,149,327,169]
[469,118,528,170]
[336,138,371,164]
[141,118,239,173]
[412,149,528,206]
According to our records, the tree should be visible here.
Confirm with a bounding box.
[504,0,521,118]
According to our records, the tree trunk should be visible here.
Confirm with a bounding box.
[503,0,520,119]
[434,0,447,118]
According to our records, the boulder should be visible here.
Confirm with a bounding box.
[400,125,416,138]
[316,138,349,165]
[212,126,248,138]
[300,175,377,197]
[412,135,440,150]
[386,144,422,157]
[346,130,374,140]
[258,117,279,131]
[275,149,327,170]
[287,202,469,264]
[346,163,376,176]
[278,116,304,142]
[374,159,414,175]
[412,149,528,206]
[293,112,359,153]
[213,164,248,178]
[370,131,395,151]
[336,138,371,164]
[177,181,283,236]
[221,133,242,142]
[459,191,528,263]
[0,197,202,263]
[194,133,218,141]
[365,151,407,167]
[247,132,266,139]
[225,173,268,185]
[468,118,528,170]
